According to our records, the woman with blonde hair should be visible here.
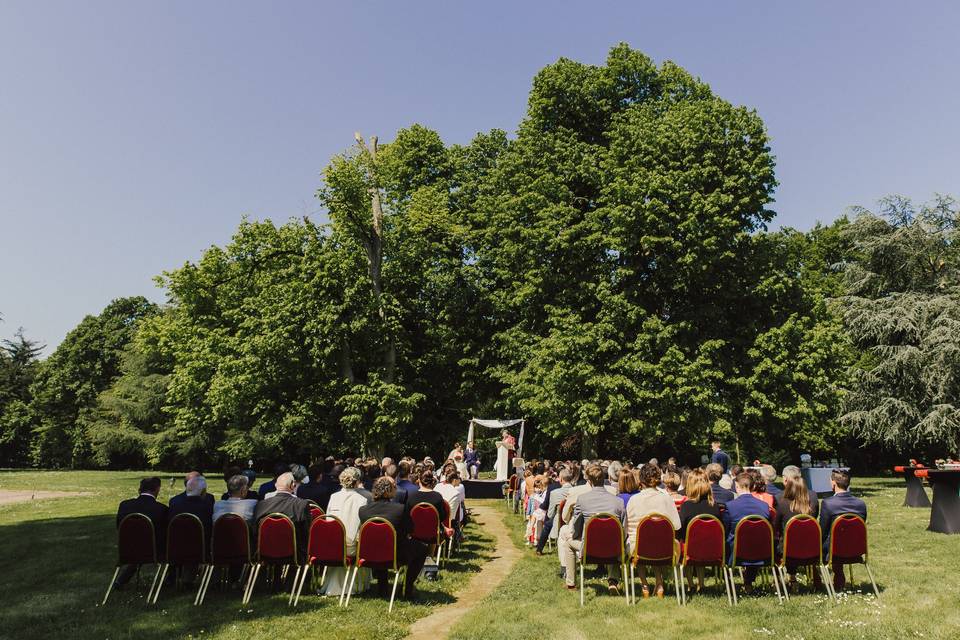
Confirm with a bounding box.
[321,467,370,596]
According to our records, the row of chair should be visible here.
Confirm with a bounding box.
[104,501,457,614]
[568,511,878,606]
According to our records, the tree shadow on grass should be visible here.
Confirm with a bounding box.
[0,512,486,640]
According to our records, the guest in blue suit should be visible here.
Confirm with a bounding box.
[819,469,867,592]
[710,441,731,473]
[724,472,773,590]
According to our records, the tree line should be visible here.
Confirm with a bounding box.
[2,44,958,471]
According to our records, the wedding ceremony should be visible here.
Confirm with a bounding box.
[2,2,960,640]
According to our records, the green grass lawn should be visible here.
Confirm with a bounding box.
[1,473,956,640]
[0,470,494,640]
[457,477,958,640]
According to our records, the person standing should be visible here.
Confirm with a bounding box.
[464,441,481,479]
[710,441,730,473]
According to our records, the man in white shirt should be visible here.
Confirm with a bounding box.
[436,470,464,524]
[213,474,258,524]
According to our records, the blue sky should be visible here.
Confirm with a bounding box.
[1,1,958,353]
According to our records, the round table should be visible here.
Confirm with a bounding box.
[893,465,931,508]
[923,469,960,534]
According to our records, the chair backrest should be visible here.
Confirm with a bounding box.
[829,513,868,563]
[582,513,625,564]
[683,515,725,566]
[307,515,348,566]
[556,499,567,526]
[440,500,452,528]
[309,505,325,520]
[632,513,675,563]
[257,513,298,564]
[117,513,157,565]
[167,512,207,564]
[731,515,774,565]
[782,514,822,564]
[410,503,441,543]
[211,514,250,565]
[356,517,398,571]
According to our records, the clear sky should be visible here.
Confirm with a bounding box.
[2,1,958,353]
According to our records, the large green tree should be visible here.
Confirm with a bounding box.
[0,328,44,466]
[839,195,960,454]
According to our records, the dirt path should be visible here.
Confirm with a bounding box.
[406,502,521,640]
[0,490,92,506]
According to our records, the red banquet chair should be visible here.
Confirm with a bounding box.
[777,514,829,600]
[727,515,783,605]
[292,514,352,607]
[440,501,456,561]
[629,513,680,605]
[680,514,728,605]
[578,513,629,607]
[243,514,303,606]
[102,513,162,605]
[826,514,879,600]
[410,503,446,568]
[345,517,406,613]
[153,512,209,604]
[308,504,325,520]
[196,513,251,605]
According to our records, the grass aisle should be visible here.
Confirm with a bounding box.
[0,470,495,640]
[454,478,959,640]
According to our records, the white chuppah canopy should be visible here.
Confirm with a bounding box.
[466,417,525,457]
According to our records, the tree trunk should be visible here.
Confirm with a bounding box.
[581,429,598,460]
[356,133,397,384]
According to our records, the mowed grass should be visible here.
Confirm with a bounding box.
[457,478,959,640]
[0,470,495,640]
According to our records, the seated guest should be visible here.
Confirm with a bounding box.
[626,463,680,598]
[678,468,723,540]
[819,469,867,592]
[254,472,312,560]
[678,468,722,592]
[436,470,464,528]
[321,467,370,596]
[762,465,783,499]
[707,463,735,505]
[558,464,626,595]
[297,464,332,511]
[169,475,214,538]
[359,477,429,599]
[220,465,242,500]
[380,457,394,473]
[781,465,818,514]
[720,463,742,491]
[464,441,480,479]
[361,461,379,493]
[383,464,408,504]
[257,462,289,500]
[662,470,686,508]
[724,472,773,591]
[397,460,419,495]
[748,468,775,512]
[214,474,258,524]
[170,471,214,510]
[536,466,573,555]
[407,468,450,531]
[616,467,640,509]
[774,474,817,591]
[114,477,168,588]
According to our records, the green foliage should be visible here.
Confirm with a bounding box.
[839,195,960,452]
[23,297,157,468]
[0,328,44,465]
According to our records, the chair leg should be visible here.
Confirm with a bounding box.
[820,565,835,601]
[151,564,169,604]
[194,565,210,605]
[243,563,262,605]
[722,567,733,606]
[344,566,359,607]
[338,566,349,607]
[389,569,402,613]
[771,565,784,604]
[579,562,585,607]
[288,566,303,605]
[778,566,790,601]
[672,565,681,605]
[623,563,630,604]
[679,565,686,605]
[864,563,880,599]
[629,563,636,605]
[102,566,120,605]
[728,568,739,605]
[198,565,217,605]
